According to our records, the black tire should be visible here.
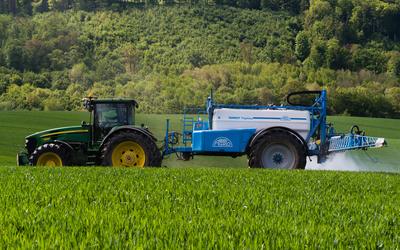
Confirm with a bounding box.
[181,152,192,161]
[101,131,162,167]
[29,143,71,166]
[248,129,306,169]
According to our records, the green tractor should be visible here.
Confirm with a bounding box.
[17,98,161,167]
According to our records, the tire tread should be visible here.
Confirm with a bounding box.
[29,143,71,166]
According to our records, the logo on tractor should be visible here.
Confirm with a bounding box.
[212,137,233,148]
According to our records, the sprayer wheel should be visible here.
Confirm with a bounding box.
[248,129,306,169]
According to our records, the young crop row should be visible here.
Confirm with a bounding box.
[0,167,398,248]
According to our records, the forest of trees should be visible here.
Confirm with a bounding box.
[0,0,310,14]
[0,1,399,117]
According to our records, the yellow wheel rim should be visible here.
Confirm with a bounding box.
[111,141,146,168]
[37,152,63,167]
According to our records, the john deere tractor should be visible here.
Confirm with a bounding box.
[17,98,161,167]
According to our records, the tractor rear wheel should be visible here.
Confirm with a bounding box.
[101,131,161,167]
[248,129,306,169]
[30,143,71,167]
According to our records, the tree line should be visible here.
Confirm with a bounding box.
[0,2,399,117]
[0,0,308,15]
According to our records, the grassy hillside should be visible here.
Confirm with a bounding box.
[0,111,399,172]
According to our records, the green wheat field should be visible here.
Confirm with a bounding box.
[0,112,399,248]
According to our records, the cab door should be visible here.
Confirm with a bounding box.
[93,103,134,142]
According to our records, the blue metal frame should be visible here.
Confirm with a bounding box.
[182,108,207,145]
[328,134,386,152]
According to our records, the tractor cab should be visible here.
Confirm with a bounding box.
[83,98,138,142]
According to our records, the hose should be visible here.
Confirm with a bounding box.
[286,91,322,106]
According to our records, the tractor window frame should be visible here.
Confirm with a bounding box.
[92,102,135,142]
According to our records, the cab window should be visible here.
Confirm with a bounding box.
[94,103,134,140]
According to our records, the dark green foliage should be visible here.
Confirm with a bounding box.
[24,38,51,72]
[9,0,16,15]
[0,2,399,117]
[33,0,49,13]
[1,0,306,14]
[295,31,310,61]
[74,0,96,11]
[4,40,26,71]
[351,46,388,74]
[261,0,301,13]
[307,40,327,68]
[387,51,400,76]
[332,87,395,117]
[188,51,208,68]
[18,0,32,15]
[22,71,51,88]
[50,0,73,11]
[325,39,349,70]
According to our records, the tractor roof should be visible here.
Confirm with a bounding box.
[92,99,137,105]
[83,98,138,110]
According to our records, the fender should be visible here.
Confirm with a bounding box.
[53,140,74,152]
[100,126,157,148]
[52,140,88,165]
[247,127,308,154]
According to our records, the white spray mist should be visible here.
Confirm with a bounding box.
[306,151,399,173]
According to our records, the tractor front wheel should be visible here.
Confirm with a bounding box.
[101,131,161,168]
[248,130,306,169]
[30,143,71,167]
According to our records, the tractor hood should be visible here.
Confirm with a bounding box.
[26,126,89,140]
[23,125,91,157]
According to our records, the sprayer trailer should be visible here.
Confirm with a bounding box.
[163,90,386,169]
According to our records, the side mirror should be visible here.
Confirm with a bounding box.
[81,121,87,126]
